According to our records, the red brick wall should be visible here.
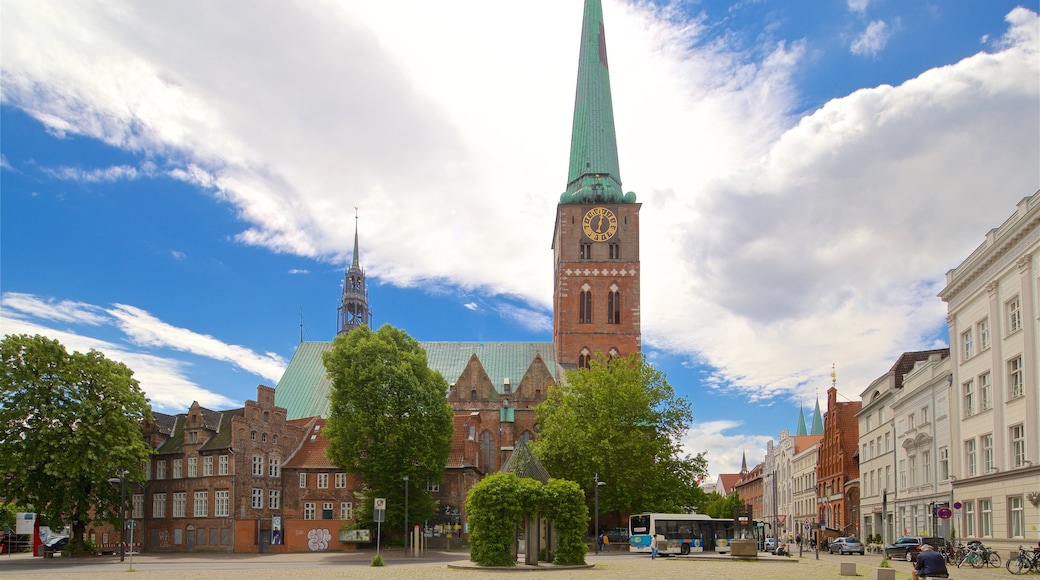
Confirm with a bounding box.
[553,203,642,368]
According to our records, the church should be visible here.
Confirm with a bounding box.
[274,0,643,538]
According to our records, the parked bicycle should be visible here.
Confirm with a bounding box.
[1006,545,1040,574]
[956,542,1000,568]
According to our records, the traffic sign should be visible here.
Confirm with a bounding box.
[374,498,386,510]
[937,507,953,520]
[953,501,962,510]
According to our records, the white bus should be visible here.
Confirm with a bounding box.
[628,512,750,556]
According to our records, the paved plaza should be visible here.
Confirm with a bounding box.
[0,548,1023,580]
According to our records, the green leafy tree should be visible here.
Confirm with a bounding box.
[701,491,744,519]
[532,352,708,521]
[0,334,152,550]
[323,324,454,540]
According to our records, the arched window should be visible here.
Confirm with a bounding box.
[479,431,496,473]
[578,348,591,369]
[607,288,621,324]
[579,290,592,323]
[470,389,478,400]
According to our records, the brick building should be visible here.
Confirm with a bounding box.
[815,380,862,539]
[272,0,643,545]
[138,386,310,552]
[734,461,765,528]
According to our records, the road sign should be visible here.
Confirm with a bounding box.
[374,498,386,510]
[937,507,953,520]
[953,501,962,510]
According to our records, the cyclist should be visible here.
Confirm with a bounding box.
[913,544,950,579]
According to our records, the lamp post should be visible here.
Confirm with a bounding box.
[593,474,606,551]
[107,471,128,562]
[403,476,409,556]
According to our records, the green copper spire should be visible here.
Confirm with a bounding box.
[351,210,360,268]
[560,0,636,204]
[811,400,824,436]
[796,406,808,436]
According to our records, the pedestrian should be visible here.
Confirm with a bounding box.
[602,533,610,552]
[796,533,802,547]
[650,534,659,559]
[596,533,603,553]
[912,544,949,580]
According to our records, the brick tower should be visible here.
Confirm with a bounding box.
[553,0,641,369]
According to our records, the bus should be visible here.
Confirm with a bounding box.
[628,513,752,556]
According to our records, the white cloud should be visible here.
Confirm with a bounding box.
[171,250,186,261]
[1,2,1037,430]
[1,292,276,411]
[847,0,871,13]
[850,20,891,56]
[106,303,286,382]
[288,268,310,275]
[45,164,141,182]
[683,419,774,480]
[0,307,237,411]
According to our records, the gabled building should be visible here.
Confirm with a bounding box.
[816,378,862,539]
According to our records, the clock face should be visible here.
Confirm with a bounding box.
[582,207,618,242]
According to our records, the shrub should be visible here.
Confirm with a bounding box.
[370,554,385,566]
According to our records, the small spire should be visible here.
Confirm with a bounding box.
[811,399,824,436]
[740,450,748,474]
[352,207,360,268]
[796,406,808,436]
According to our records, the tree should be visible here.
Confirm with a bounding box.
[0,334,153,550]
[323,324,454,539]
[701,491,744,519]
[531,352,708,521]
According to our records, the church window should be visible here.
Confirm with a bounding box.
[579,290,592,323]
[470,389,477,400]
[607,289,621,324]
[609,243,620,259]
[479,431,496,473]
[580,243,592,260]
[578,349,591,369]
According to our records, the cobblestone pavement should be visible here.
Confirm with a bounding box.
[0,550,1023,580]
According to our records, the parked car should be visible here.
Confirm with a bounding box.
[883,536,946,562]
[764,538,777,551]
[828,537,865,555]
[603,528,629,544]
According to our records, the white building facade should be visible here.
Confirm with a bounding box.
[939,191,1040,554]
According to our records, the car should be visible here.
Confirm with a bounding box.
[828,537,865,555]
[764,538,777,551]
[883,536,946,562]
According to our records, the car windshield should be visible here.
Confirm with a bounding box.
[845,538,860,543]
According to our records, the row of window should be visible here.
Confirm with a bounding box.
[961,296,1022,361]
[962,356,1024,417]
[862,432,893,462]
[153,455,230,480]
[150,490,231,518]
[578,242,621,260]
[299,472,348,489]
[964,424,1028,476]
[303,501,354,520]
[961,496,1027,538]
[577,288,622,324]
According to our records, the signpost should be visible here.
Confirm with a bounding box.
[374,498,386,558]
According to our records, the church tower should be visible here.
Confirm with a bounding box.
[553,0,641,369]
[337,214,371,335]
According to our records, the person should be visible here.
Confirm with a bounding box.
[602,533,610,552]
[596,533,603,553]
[912,544,949,580]
[796,533,802,547]
[650,534,659,559]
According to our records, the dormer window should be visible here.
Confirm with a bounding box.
[188,431,198,444]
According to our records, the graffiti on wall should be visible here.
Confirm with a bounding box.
[307,528,332,551]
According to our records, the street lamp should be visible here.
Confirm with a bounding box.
[403,476,409,556]
[107,471,128,562]
[593,474,606,551]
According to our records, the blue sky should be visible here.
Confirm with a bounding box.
[2,0,1038,479]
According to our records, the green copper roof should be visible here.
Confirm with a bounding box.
[561,0,635,205]
[796,406,808,436]
[811,400,824,436]
[274,341,557,420]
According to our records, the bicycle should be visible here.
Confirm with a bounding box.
[1006,545,1040,574]
[956,542,1000,568]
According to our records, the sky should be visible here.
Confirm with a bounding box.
[2,0,1038,481]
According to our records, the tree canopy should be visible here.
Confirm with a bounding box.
[531,353,708,519]
[322,324,454,538]
[701,491,745,519]
[0,334,153,548]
